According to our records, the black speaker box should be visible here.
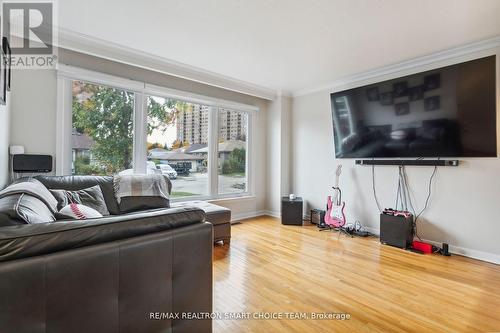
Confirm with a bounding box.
[13,154,53,173]
[380,213,414,249]
[281,197,303,225]
[310,209,325,225]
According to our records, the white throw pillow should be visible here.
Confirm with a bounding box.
[60,203,103,220]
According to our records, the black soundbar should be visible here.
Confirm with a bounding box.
[355,159,459,166]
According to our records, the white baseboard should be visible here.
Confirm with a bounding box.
[231,210,267,223]
[262,210,280,218]
[364,227,380,236]
[422,239,500,265]
[362,227,500,265]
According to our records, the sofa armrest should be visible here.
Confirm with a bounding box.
[173,222,213,333]
[0,207,206,262]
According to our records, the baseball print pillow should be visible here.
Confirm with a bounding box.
[59,203,103,220]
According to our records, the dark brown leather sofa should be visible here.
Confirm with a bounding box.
[0,176,213,333]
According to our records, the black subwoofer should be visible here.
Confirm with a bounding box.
[281,197,303,226]
[380,213,414,249]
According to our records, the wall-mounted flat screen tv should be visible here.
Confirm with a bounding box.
[330,55,496,158]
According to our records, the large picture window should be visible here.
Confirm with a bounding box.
[71,80,134,176]
[218,108,248,195]
[61,66,255,201]
[147,96,209,198]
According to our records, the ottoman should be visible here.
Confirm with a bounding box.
[171,201,231,244]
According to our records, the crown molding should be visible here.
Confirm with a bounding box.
[56,28,277,101]
[293,36,500,97]
[54,29,500,100]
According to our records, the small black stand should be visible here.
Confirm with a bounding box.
[281,197,303,226]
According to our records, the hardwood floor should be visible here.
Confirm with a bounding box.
[213,216,500,333]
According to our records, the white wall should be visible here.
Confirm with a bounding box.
[265,96,282,216]
[264,94,292,217]
[9,69,58,166]
[0,93,11,188]
[281,96,292,196]
[291,48,500,264]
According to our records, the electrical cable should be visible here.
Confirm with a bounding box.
[401,165,418,240]
[413,164,438,240]
[402,166,416,217]
[372,158,438,236]
[371,163,382,213]
[396,166,408,211]
[415,165,437,223]
[395,175,401,210]
[401,167,408,211]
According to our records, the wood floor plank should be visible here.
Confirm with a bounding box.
[213,216,500,333]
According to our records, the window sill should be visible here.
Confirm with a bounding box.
[170,194,255,204]
[208,195,256,203]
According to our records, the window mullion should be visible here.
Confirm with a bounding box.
[56,77,73,176]
[133,92,147,174]
[208,106,219,197]
[246,112,253,195]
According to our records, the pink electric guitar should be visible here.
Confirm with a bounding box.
[325,165,346,228]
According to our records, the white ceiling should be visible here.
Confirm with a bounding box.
[58,0,500,95]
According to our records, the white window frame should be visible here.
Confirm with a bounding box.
[56,64,256,201]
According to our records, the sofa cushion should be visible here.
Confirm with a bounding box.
[0,194,56,226]
[114,174,171,214]
[50,185,110,216]
[171,201,231,226]
[36,175,120,215]
[0,207,206,262]
[118,196,170,214]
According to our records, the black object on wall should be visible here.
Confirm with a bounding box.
[380,213,414,249]
[282,197,303,226]
[331,55,497,158]
[13,154,53,173]
[356,159,459,167]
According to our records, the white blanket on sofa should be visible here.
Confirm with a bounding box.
[113,174,169,203]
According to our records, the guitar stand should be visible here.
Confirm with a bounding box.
[335,227,353,239]
[319,226,353,239]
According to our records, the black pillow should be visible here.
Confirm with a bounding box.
[50,185,110,216]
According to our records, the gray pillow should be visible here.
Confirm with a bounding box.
[50,185,110,216]
[0,194,56,226]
